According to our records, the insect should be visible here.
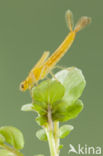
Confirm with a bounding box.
[20,10,91,91]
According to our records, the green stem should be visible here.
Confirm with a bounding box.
[45,104,58,156]
[0,143,23,156]
[54,121,60,155]
[45,128,58,156]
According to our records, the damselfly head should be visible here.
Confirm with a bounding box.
[20,80,28,91]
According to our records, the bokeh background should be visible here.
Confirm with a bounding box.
[0,0,102,156]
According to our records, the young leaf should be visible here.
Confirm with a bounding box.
[35,115,47,126]
[0,134,5,143]
[59,144,64,149]
[60,125,74,139]
[0,149,16,156]
[21,102,47,115]
[21,103,34,111]
[0,126,24,150]
[36,129,47,141]
[55,67,86,104]
[33,101,47,115]
[32,80,65,105]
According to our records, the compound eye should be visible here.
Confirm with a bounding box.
[20,83,25,91]
[21,83,24,88]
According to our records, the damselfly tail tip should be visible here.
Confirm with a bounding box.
[74,16,91,33]
[65,10,91,33]
[65,10,74,32]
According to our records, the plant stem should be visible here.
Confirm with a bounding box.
[45,128,57,156]
[48,104,53,131]
[54,121,60,155]
[0,143,23,156]
[45,104,58,156]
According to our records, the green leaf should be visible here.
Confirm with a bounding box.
[59,144,64,149]
[53,100,69,113]
[0,126,24,150]
[66,99,83,120]
[36,129,47,141]
[0,134,5,143]
[21,102,47,115]
[33,101,47,115]
[52,100,69,121]
[55,67,86,104]
[21,103,34,111]
[35,115,47,126]
[52,99,83,122]
[60,125,74,139]
[0,149,16,156]
[32,80,65,105]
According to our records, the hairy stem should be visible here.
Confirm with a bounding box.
[0,143,23,156]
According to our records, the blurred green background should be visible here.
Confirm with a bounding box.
[0,0,102,156]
